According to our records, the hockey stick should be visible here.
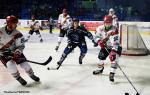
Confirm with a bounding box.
[26,56,52,66]
[3,52,52,66]
[2,51,52,66]
[104,48,140,95]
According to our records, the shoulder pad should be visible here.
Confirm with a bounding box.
[13,32,23,39]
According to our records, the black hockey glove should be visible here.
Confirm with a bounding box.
[92,40,98,47]
[2,50,13,60]
[13,51,22,61]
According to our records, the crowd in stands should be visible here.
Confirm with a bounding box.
[0,0,149,21]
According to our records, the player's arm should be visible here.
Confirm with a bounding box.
[112,15,119,28]
[95,27,103,43]
[12,33,26,60]
[67,17,73,29]
[95,28,107,48]
[28,21,33,29]
[14,33,25,53]
[80,27,93,40]
[36,21,43,30]
[0,33,25,60]
[66,29,72,43]
[57,15,61,28]
[111,34,120,52]
[81,28,97,46]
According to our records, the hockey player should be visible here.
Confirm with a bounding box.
[55,8,72,51]
[25,15,43,42]
[108,8,119,28]
[48,16,54,34]
[57,18,96,66]
[0,15,40,86]
[93,16,122,82]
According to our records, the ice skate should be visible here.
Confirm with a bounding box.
[16,77,27,86]
[40,39,43,42]
[57,61,62,66]
[30,75,40,82]
[55,46,59,51]
[79,57,82,64]
[109,72,115,82]
[93,67,104,75]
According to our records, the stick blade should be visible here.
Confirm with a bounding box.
[42,56,52,65]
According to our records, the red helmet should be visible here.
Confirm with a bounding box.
[103,15,113,23]
[6,15,18,24]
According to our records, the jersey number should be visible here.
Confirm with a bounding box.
[114,36,118,41]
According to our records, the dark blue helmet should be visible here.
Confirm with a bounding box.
[73,18,79,23]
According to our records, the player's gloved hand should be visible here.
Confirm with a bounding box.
[102,36,109,43]
[109,49,117,61]
[92,40,98,47]
[2,51,12,56]
[13,51,22,60]
[57,24,61,29]
[2,50,13,60]
[107,30,117,36]
[97,40,105,48]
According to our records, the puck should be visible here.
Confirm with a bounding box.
[47,67,50,70]
[125,93,129,95]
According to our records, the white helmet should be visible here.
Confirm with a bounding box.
[109,8,115,14]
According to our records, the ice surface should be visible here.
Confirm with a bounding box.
[0,30,150,95]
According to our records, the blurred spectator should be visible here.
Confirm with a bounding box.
[0,0,150,21]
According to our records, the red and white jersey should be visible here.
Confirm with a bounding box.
[58,14,72,29]
[28,20,40,31]
[108,14,119,28]
[95,25,120,51]
[0,27,25,54]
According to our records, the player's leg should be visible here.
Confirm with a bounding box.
[78,42,87,64]
[25,30,34,42]
[93,48,110,75]
[35,30,43,42]
[49,25,53,34]
[55,29,66,51]
[3,59,27,86]
[0,56,27,86]
[19,62,40,82]
[109,47,122,82]
[15,54,40,82]
[57,43,76,65]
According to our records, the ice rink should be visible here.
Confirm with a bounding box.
[0,30,150,95]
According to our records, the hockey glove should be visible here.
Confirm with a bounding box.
[97,40,105,48]
[13,51,22,61]
[109,50,117,61]
[57,23,61,29]
[2,50,13,60]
